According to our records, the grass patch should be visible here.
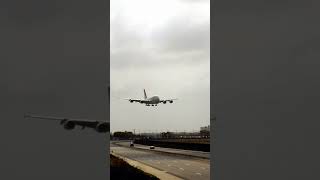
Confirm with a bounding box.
[110,154,159,180]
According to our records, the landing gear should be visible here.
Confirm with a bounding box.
[146,104,158,107]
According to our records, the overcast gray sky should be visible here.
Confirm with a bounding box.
[110,0,210,132]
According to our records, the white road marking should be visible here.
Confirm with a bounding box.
[196,173,202,176]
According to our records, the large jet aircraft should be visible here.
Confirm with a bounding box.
[125,89,177,106]
[24,114,109,133]
[23,85,110,133]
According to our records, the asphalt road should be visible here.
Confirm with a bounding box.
[111,141,210,180]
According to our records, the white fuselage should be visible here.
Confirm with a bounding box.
[146,96,160,104]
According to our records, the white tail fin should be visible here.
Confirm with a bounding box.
[143,89,147,99]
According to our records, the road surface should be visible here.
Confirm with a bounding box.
[111,141,210,180]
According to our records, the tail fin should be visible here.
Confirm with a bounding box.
[143,89,147,99]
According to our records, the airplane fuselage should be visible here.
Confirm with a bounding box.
[146,96,160,104]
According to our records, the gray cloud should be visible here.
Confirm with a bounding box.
[111,0,210,132]
[151,19,210,54]
[111,15,210,70]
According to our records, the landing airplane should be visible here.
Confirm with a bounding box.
[23,85,110,133]
[24,114,109,133]
[125,89,177,106]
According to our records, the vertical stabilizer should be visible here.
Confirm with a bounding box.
[143,89,147,99]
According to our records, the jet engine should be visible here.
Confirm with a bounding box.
[64,121,76,130]
[163,101,166,104]
[169,100,173,103]
[129,99,133,103]
[95,122,109,133]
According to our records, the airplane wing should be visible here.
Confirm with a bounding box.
[160,98,178,104]
[124,98,149,103]
[24,114,109,133]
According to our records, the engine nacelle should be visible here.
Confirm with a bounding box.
[169,100,173,103]
[129,100,133,103]
[95,122,109,133]
[64,121,76,130]
[163,101,166,104]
